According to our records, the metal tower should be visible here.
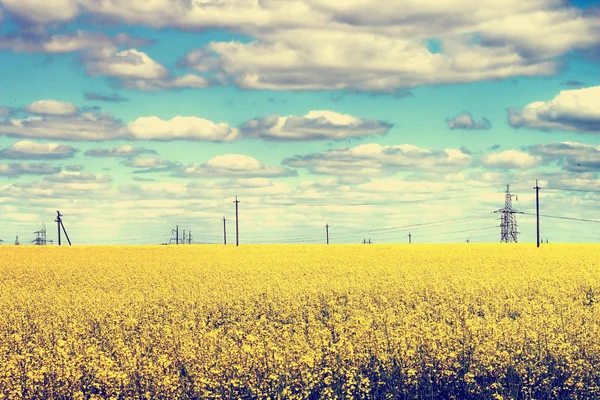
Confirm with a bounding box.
[495,185,520,243]
[32,222,47,245]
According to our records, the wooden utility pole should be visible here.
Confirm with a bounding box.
[325,224,329,244]
[55,211,72,245]
[233,196,240,246]
[408,233,412,244]
[534,180,540,248]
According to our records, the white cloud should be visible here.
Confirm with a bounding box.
[84,48,167,80]
[123,157,170,169]
[127,116,240,141]
[446,112,491,130]
[239,110,392,141]
[0,162,61,176]
[508,85,600,133]
[43,171,111,183]
[0,31,148,54]
[1,0,80,24]
[25,100,78,116]
[85,145,157,157]
[282,143,472,177]
[188,29,559,91]
[182,154,296,178]
[480,149,541,169]
[530,142,600,172]
[0,111,126,141]
[0,140,77,159]
[121,74,210,91]
[3,0,599,93]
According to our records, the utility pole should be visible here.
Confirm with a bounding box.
[368,238,371,244]
[223,216,227,245]
[55,211,72,245]
[233,196,240,247]
[363,238,366,244]
[182,229,186,245]
[325,224,329,244]
[188,231,192,244]
[408,233,412,244]
[15,235,19,245]
[534,180,540,248]
[466,239,470,243]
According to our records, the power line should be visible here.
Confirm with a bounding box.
[521,212,600,224]
[544,187,600,194]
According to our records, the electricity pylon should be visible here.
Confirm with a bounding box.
[495,185,520,243]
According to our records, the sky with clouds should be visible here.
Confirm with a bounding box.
[0,0,599,245]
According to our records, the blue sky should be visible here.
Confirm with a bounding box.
[0,0,599,245]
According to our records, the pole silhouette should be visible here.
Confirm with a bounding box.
[223,216,227,245]
[408,233,412,244]
[534,180,540,248]
[325,224,329,244]
[55,211,71,245]
[233,196,240,246]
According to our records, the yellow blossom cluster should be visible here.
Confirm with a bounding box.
[0,243,598,399]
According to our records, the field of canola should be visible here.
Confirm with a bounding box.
[0,243,599,399]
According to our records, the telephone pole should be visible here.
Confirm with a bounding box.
[325,224,329,244]
[534,180,540,248]
[55,211,72,245]
[233,196,240,246]
[223,216,227,245]
[188,231,192,244]
[408,233,412,244]
[182,229,186,245]
[368,238,371,244]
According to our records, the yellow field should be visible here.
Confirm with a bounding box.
[0,244,599,399]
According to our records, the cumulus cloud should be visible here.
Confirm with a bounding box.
[0,140,77,159]
[84,48,167,80]
[121,74,211,91]
[0,109,126,141]
[508,85,600,133]
[65,164,84,171]
[446,113,491,130]
[0,162,61,176]
[1,0,80,24]
[3,1,599,93]
[25,100,78,116]
[127,116,240,141]
[123,157,170,169]
[84,92,129,103]
[43,171,111,183]
[1,102,239,142]
[183,32,557,92]
[85,145,157,158]
[0,31,149,54]
[181,154,297,178]
[282,143,472,177]
[480,149,541,169]
[239,110,392,141]
[530,141,600,172]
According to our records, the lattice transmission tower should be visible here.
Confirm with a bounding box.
[495,185,520,243]
[32,222,47,245]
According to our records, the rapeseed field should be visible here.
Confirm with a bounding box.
[0,244,598,399]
